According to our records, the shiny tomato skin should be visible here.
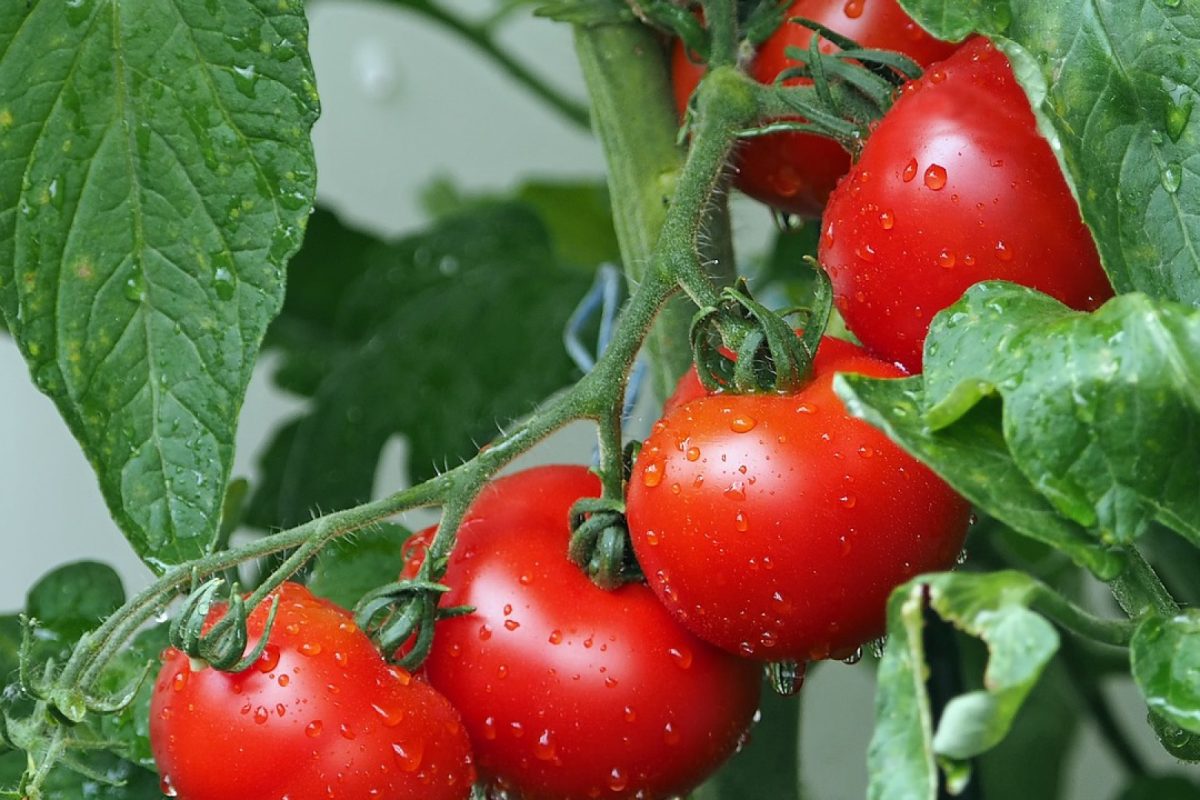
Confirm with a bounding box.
[420,466,762,800]
[819,37,1113,371]
[150,582,474,800]
[672,0,957,215]
[627,339,971,661]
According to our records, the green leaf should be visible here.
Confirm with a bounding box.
[695,685,801,800]
[898,0,1200,303]
[307,524,412,610]
[1131,609,1200,734]
[0,0,320,568]
[249,203,591,529]
[868,571,1059,800]
[26,561,125,641]
[834,373,1123,577]
[922,283,1200,547]
[0,750,162,799]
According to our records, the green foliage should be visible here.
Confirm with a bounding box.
[26,562,125,642]
[867,572,1059,800]
[307,524,412,609]
[247,203,592,529]
[1131,610,1200,734]
[0,0,319,569]
[898,0,1200,304]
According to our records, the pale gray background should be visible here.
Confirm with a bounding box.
[0,2,1184,796]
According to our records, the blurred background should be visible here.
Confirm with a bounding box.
[0,1,1183,797]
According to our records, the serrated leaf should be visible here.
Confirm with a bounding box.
[26,561,125,642]
[898,0,1200,303]
[249,204,590,529]
[868,571,1059,800]
[1132,609,1200,734]
[921,283,1200,547]
[834,373,1123,577]
[0,0,320,568]
[307,524,412,610]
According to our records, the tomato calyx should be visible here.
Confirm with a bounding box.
[568,495,644,590]
[690,271,831,394]
[168,578,282,672]
[356,578,473,670]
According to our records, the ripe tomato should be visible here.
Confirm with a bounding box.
[626,337,971,661]
[672,0,956,215]
[818,37,1113,371]
[414,466,761,800]
[150,582,474,800]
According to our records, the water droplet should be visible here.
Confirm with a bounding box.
[232,64,258,98]
[768,660,807,696]
[497,664,509,679]
[160,774,178,797]
[854,243,877,262]
[734,510,749,532]
[1166,96,1193,142]
[929,69,947,84]
[902,159,918,182]
[760,630,778,648]
[534,730,557,761]
[483,716,497,740]
[393,739,424,772]
[299,642,322,657]
[878,209,895,229]
[171,671,188,692]
[340,722,356,740]
[663,721,682,745]
[642,461,664,487]
[123,271,146,303]
[604,676,619,688]
[839,494,857,509]
[1161,162,1182,193]
[645,529,660,546]
[995,240,1014,262]
[668,646,693,670]
[955,549,969,566]
[389,665,413,686]
[478,624,493,641]
[504,620,521,631]
[548,630,563,645]
[333,651,349,668]
[937,249,956,269]
[685,446,701,462]
[923,164,947,190]
[213,266,236,300]
[254,705,269,725]
[608,768,628,792]
[843,0,864,18]
[256,645,281,673]
[842,646,864,665]
[623,706,637,722]
[724,482,746,501]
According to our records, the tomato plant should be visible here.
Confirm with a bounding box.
[819,37,1114,370]
[671,0,957,216]
[627,337,971,660]
[149,583,474,800]
[412,466,761,800]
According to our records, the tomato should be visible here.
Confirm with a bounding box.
[150,582,475,800]
[626,337,971,661]
[414,466,761,800]
[818,37,1113,371]
[672,0,957,215]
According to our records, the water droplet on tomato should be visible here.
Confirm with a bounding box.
[160,774,178,797]
[299,641,322,657]
[937,249,956,269]
[604,676,619,688]
[724,482,746,501]
[305,720,324,738]
[479,624,493,641]
[735,511,749,532]
[642,461,664,487]
[504,619,520,631]
[995,240,1014,261]
[534,730,557,761]
[483,716,497,740]
[256,644,281,672]
[548,629,563,645]
[729,415,757,433]
[854,243,877,262]
[254,705,269,725]
[373,702,405,727]
[902,159,918,182]
[842,647,864,665]
[393,739,424,772]
[839,494,857,509]
[878,209,895,229]
[760,630,778,648]
[510,721,525,738]
[929,69,946,84]
[664,721,682,745]
[608,768,628,792]
[767,660,806,696]
[668,646,693,670]
[924,164,947,190]
[333,651,348,668]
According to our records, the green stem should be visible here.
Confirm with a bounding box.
[700,0,739,68]
[572,21,692,403]
[1108,547,1179,620]
[1030,585,1136,648]
[397,0,590,130]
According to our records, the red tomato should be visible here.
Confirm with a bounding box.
[819,37,1113,371]
[417,466,761,800]
[150,582,474,800]
[672,0,957,215]
[626,338,971,661]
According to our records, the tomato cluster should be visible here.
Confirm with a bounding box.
[148,5,1116,799]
